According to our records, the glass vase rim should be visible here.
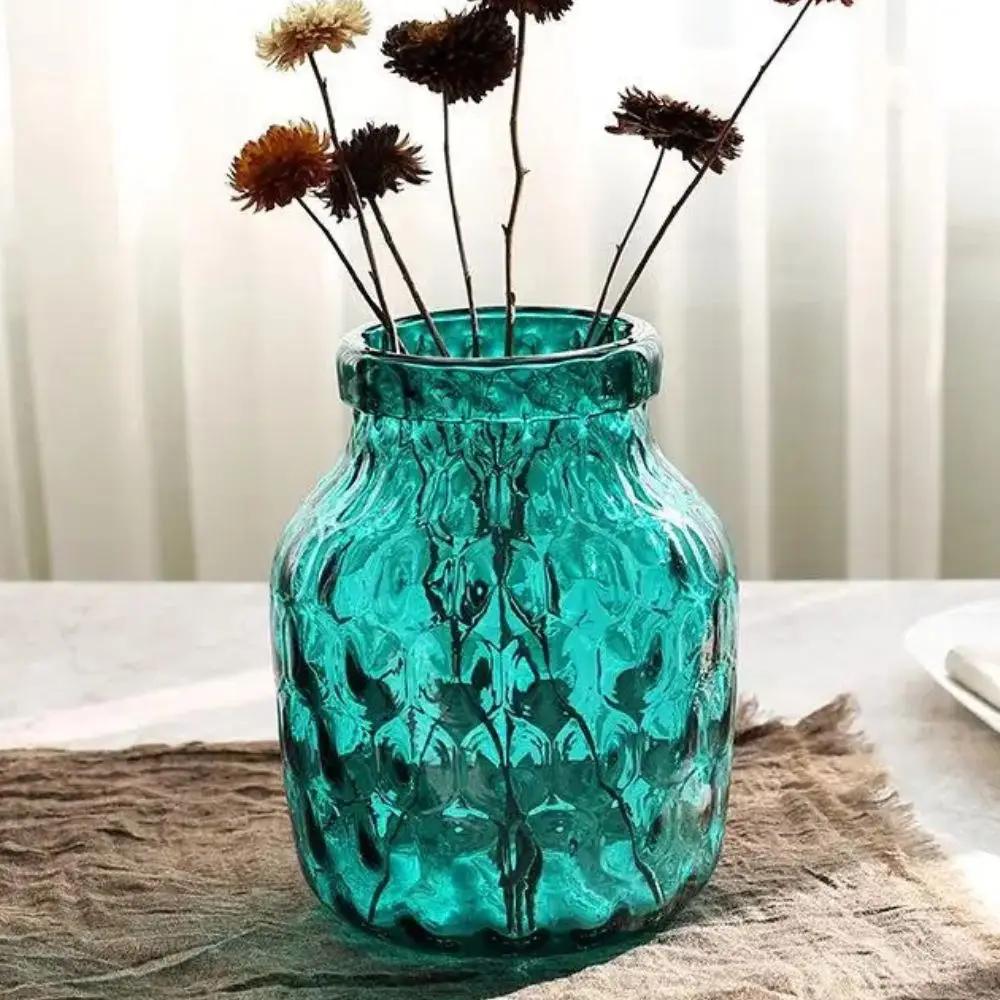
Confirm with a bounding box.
[337,306,662,423]
[342,306,656,369]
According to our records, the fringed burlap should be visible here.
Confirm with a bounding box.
[1,697,997,999]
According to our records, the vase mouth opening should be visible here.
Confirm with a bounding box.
[337,306,662,423]
[360,306,637,364]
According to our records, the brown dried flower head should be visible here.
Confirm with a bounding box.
[476,0,575,24]
[256,0,371,71]
[606,89,744,174]
[776,0,854,6]
[321,123,430,220]
[229,121,331,212]
[383,8,516,104]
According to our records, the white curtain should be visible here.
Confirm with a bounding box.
[0,0,998,582]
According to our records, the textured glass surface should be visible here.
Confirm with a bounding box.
[271,308,738,955]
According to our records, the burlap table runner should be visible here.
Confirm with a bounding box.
[1,697,997,999]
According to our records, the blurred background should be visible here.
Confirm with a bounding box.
[0,0,997,583]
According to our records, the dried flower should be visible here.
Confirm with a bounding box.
[776,0,853,6]
[477,0,575,24]
[383,8,516,104]
[229,121,331,212]
[256,0,371,71]
[606,89,744,174]
[321,123,429,220]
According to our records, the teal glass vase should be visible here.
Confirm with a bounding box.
[271,308,738,954]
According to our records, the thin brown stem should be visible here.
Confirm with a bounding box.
[295,197,392,332]
[443,97,481,358]
[603,0,817,338]
[308,53,399,353]
[368,200,449,358]
[503,13,528,357]
[585,148,666,347]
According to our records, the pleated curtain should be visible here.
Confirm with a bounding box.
[0,0,997,581]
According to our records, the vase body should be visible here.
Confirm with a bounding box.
[271,308,738,954]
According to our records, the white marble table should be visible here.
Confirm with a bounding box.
[1,581,999,920]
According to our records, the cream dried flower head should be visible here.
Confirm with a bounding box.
[256,1,371,71]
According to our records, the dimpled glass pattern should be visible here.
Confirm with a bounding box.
[271,308,738,954]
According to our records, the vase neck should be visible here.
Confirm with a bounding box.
[349,408,652,459]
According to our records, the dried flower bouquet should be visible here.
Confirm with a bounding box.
[230,0,856,358]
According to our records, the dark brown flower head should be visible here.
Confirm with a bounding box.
[383,8,516,104]
[228,121,331,212]
[606,89,744,174]
[321,123,430,220]
[476,0,575,24]
[776,0,853,6]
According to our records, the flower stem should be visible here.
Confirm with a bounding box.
[366,721,440,924]
[602,0,817,338]
[443,97,481,358]
[308,53,400,353]
[368,200,449,358]
[585,148,666,347]
[503,13,528,357]
[295,197,398,341]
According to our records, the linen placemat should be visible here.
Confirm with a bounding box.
[1,697,997,999]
